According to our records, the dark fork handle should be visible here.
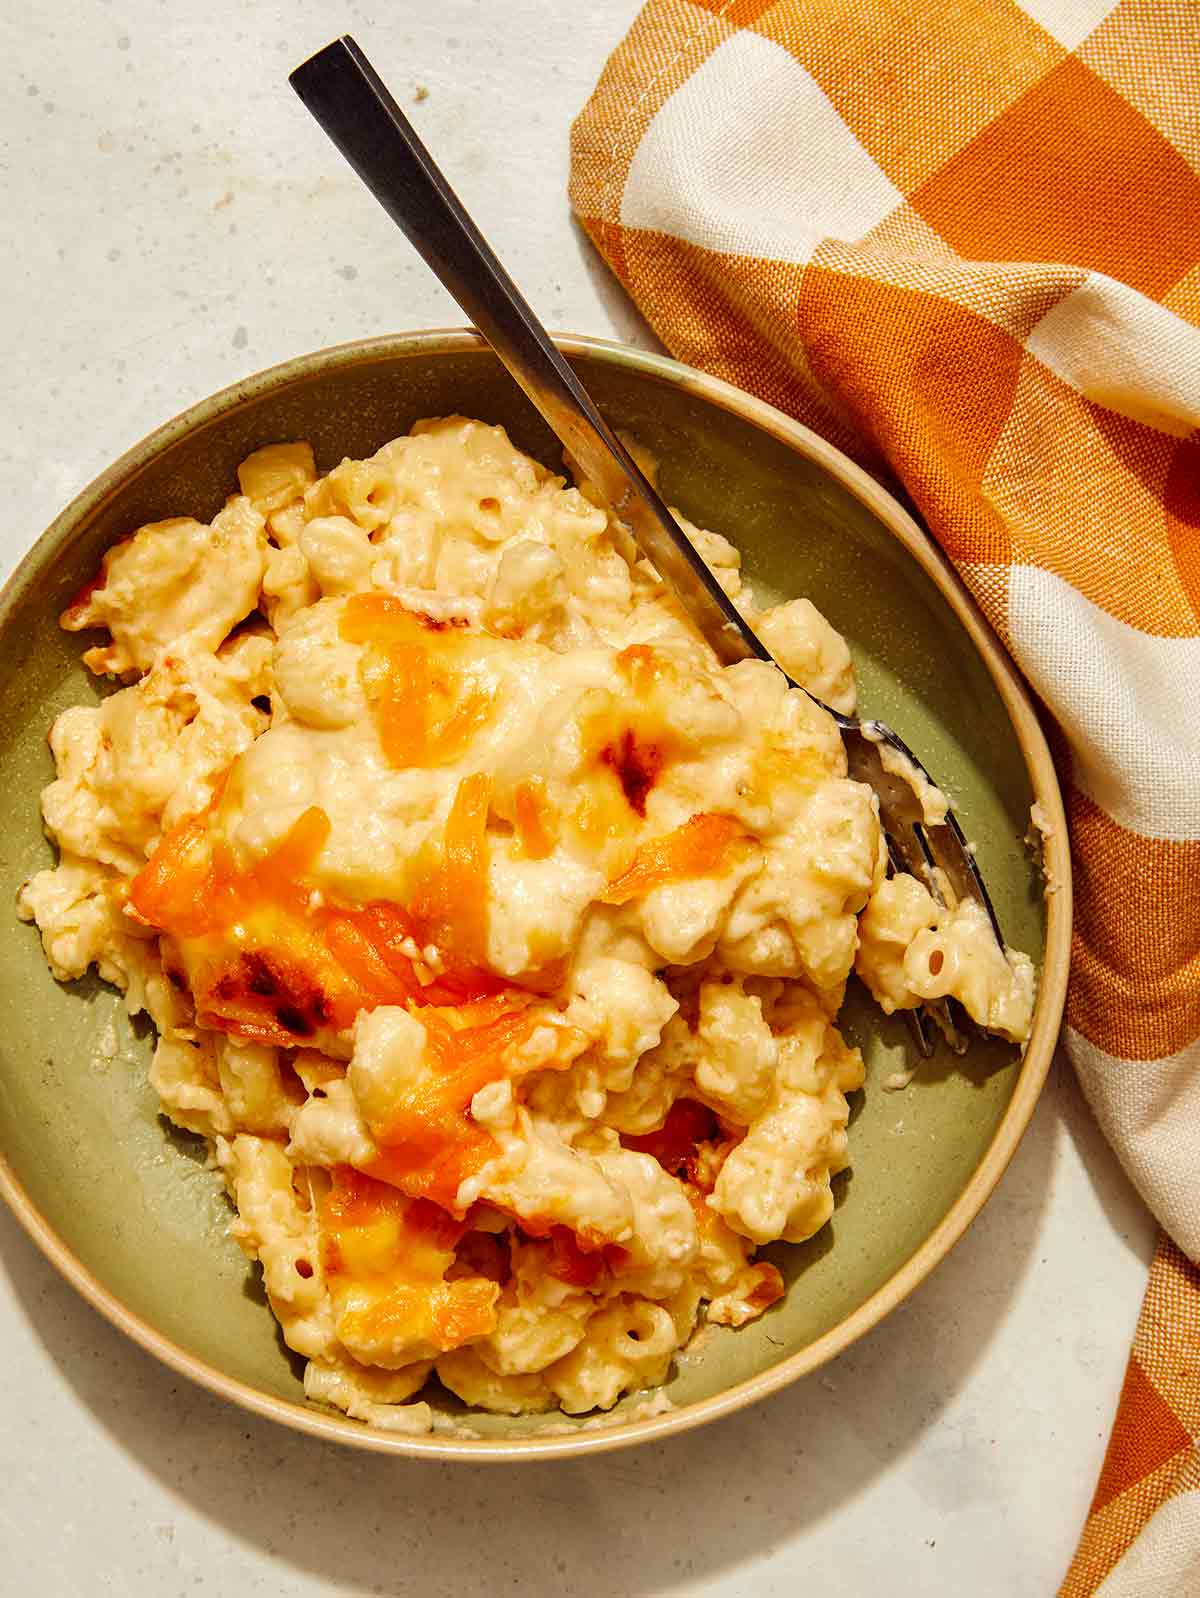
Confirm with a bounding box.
[289,36,768,674]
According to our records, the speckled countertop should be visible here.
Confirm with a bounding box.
[1,5,1156,1594]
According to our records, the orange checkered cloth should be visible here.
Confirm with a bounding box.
[570,3,1199,1592]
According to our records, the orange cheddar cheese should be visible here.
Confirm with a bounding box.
[320,1168,498,1359]
[341,593,495,771]
[129,768,509,1048]
[601,813,747,905]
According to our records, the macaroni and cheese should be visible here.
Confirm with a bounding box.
[19,418,1034,1429]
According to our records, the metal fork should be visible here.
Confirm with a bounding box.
[290,36,1005,1059]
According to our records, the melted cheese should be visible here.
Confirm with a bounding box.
[601,814,747,905]
[129,778,520,1050]
[24,417,1038,1427]
[318,1168,498,1366]
[354,998,584,1210]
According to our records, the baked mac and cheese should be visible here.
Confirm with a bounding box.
[20,418,1034,1429]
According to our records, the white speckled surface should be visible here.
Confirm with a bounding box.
[2,5,1156,1594]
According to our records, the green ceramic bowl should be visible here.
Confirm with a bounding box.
[0,332,1070,1460]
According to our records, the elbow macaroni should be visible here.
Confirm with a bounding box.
[855,874,1034,1043]
[19,416,1035,1430]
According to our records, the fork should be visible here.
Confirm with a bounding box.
[290,36,1006,1059]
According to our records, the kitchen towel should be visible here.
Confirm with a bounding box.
[569,4,1199,1592]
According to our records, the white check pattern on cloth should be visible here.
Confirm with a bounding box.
[1006,567,1200,842]
[1096,1486,1200,1597]
[1016,0,1120,53]
[1025,274,1200,439]
[1069,1032,1200,1266]
[622,29,903,261]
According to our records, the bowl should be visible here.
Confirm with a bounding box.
[0,331,1070,1459]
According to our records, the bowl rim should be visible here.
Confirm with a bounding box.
[0,329,1072,1461]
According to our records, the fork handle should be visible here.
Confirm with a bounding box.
[289,35,771,673]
